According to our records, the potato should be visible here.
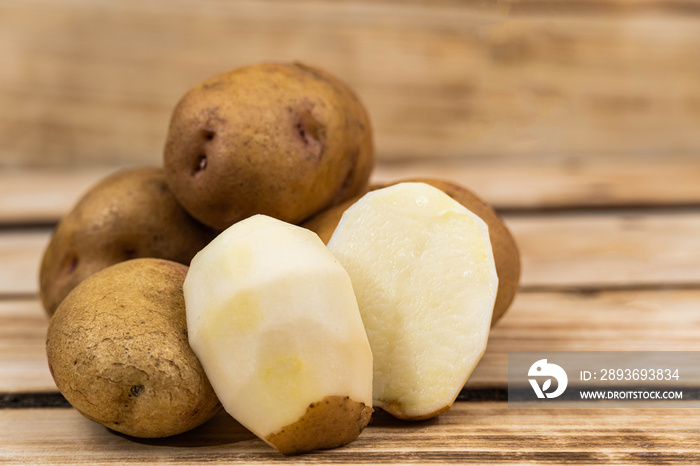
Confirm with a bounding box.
[303,177,520,325]
[163,62,374,231]
[46,258,221,438]
[39,167,217,316]
[327,183,497,420]
[184,215,373,454]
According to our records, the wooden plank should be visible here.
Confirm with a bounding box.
[2,1,700,167]
[1,403,699,464]
[4,157,700,224]
[374,157,700,211]
[468,288,700,387]
[0,167,115,224]
[5,210,700,295]
[0,299,52,393]
[509,210,700,289]
[4,289,699,393]
[0,231,47,296]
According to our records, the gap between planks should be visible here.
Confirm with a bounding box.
[4,157,700,224]
[1,403,699,465]
[4,208,700,295]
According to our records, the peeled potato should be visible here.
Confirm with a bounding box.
[164,62,374,231]
[184,215,373,455]
[46,259,221,438]
[327,183,498,420]
[303,177,520,325]
[39,167,216,316]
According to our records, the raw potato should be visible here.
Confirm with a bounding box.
[46,259,221,438]
[39,167,217,316]
[398,178,520,325]
[185,215,373,455]
[303,177,520,325]
[327,183,498,420]
[164,62,374,231]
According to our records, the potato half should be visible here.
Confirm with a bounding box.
[163,62,374,230]
[303,177,520,325]
[327,183,498,420]
[46,259,221,438]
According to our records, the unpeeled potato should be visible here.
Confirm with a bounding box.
[163,62,374,231]
[39,167,217,315]
[46,259,221,438]
[302,178,520,325]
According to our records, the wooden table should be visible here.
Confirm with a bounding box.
[2,160,700,464]
[3,0,700,463]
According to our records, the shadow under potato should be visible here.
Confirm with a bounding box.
[368,408,441,428]
[110,407,445,449]
[110,411,257,448]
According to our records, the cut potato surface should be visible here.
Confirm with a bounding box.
[184,215,373,454]
[301,178,520,327]
[327,183,498,420]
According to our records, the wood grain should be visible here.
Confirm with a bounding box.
[3,156,700,225]
[3,2,700,461]
[6,209,700,295]
[4,288,699,393]
[1,403,699,464]
[0,232,46,296]
[469,288,700,387]
[373,156,700,212]
[0,167,115,225]
[0,299,52,393]
[510,210,700,289]
[2,0,700,167]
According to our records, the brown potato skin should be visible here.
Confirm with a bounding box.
[39,167,217,316]
[46,259,221,438]
[300,183,379,244]
[302,179,521,326]
[266,396,372,455]
[163,62,374,231]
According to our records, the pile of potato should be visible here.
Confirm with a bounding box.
[42,62,520,454]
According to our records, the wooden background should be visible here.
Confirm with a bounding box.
[2,0,700,464]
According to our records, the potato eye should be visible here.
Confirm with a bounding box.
[192,155,207,176]
[201,129,216,141]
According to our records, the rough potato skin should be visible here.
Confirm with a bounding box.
[46,259,221,438]
[265,396,372,455]
[39,167,217,316]
[163,62,374,231]
[303,179,521,326]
